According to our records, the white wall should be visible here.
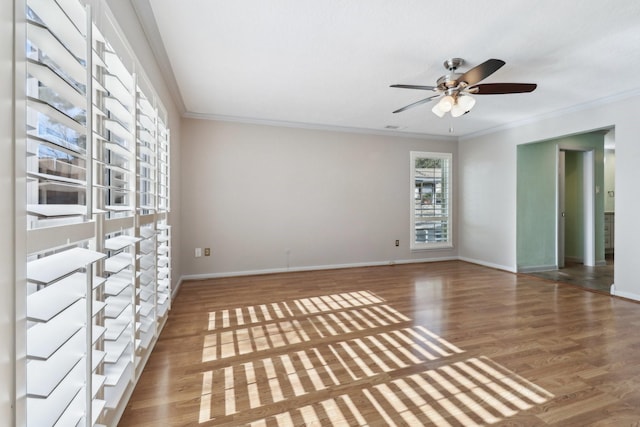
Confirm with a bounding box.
[105,0,183,289]
[459,94,640,299]
[457,129,519,271]
[180,119,458,277]
[1,0,15,422]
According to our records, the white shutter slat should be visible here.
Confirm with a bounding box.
[93,325,106,345]
[28,0,86,61]
[93,300,106,317]
[139,253,155,270]
[26,21,86,85]
[26,359,84,427]
[103,335,131,364]
[104,235,141,251]
[26,271,85,322]
[139,302,154,318]
[138,113,155,133]
[103,141,131,158]
[104,74,133,109]
[92,350,106,371]
[27,59,85,106]
[92,399,106,425]
[56,0,87,36]
[104,273,132,296]
[26,298,85,360]
[104,96,132,127]
[27,331,85,398]
[52,386,84,427]
[27,247,105,284]
[104,251,132,274]
[104,118,133,145]
[27,170,85,186]
[104,50,133,91]
[92,375,105,399]
[27,96,86,136]
[103,357,131,386]
[104,296,131,319]
[26,204,86,218]
[104,312,132,341]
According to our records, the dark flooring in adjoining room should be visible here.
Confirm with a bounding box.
[525,255,614,294]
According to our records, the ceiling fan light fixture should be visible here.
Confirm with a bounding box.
[457,94,476,111]
[431,102,446,118]
[438,95,455,112]
[450,103,466,117]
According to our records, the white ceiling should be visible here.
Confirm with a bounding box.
[139,0,640,138]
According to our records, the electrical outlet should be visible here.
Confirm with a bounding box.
[204,247,211,256]
[195,248,202,257]
[395,240,399,247]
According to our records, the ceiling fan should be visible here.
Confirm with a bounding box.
[391,58,537,117]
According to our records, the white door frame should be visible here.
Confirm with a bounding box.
[557,151,565,268]
[583,150,596,266]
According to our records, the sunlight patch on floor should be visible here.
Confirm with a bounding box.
[199,290,553,425]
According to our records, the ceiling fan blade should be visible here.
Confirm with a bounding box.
[390,84,438,91]
[392,95,440,113]
[470,83,537,94]
[458,59,505,86]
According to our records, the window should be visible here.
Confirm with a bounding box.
[22,0,172,425]
[410,151,452,249]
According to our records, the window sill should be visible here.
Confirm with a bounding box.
[410,243,454,251]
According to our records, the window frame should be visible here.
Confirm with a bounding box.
[410,151,453,250]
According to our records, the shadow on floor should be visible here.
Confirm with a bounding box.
[525,256,614,294]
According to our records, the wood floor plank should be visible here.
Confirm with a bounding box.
[119,261,640,426]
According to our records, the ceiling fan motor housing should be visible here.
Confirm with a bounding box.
[437,58,466,92]
[437,73,463,91]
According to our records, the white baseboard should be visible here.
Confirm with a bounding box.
[458,256,516,273]
[610,286,640,301]
[517,264,558,273]
[179,256,460,282]
[172,277,184,299]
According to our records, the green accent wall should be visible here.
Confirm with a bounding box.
[517,141,558,269]
[517,132,605,270]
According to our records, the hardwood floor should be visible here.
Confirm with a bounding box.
[119,261,640,426]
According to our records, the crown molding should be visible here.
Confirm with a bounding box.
[460,88,640,141]
[182,111,458,142]
[131,0,186,114]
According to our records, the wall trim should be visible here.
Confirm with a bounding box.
[610,286,640,302]
[131,0,186,114]
[517,264,558,273]
[182,111,457,142]
[179,256,460,282]
[172,277,184,299]
[458,256,517,273]
[460,88,640,141]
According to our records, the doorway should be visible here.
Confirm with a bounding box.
[522,131,614,294]
[557,149,595,268]
[516,131,609,291]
